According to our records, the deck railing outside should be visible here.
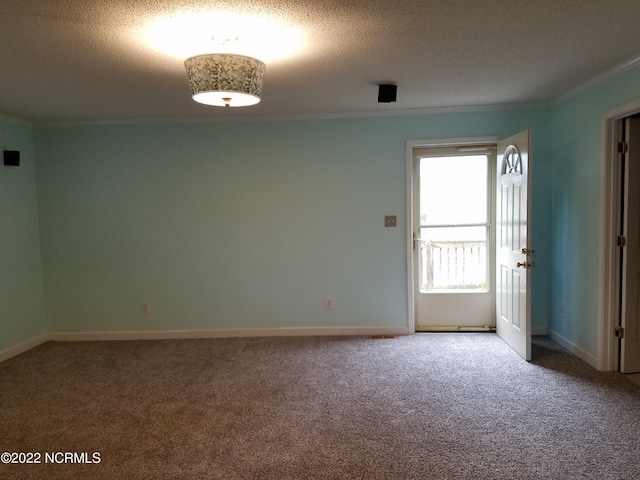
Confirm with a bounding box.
[419,239,486,291]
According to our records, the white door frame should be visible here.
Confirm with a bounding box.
[406,136,500,332]
[599,98,640,371]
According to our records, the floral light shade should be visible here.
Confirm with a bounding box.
[184,54,266,107]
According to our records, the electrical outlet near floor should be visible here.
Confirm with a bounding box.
[142,302,151,315]
[324,297,334,310]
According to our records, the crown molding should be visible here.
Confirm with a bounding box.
[33,102,550,128]
[0,112,33,127]
[553,54,640,105]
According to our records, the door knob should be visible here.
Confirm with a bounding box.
[517,261,536,269]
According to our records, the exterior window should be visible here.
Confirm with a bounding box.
[419,155,489,292]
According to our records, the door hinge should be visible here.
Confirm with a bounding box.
[615,326,625,339]
[617,236,627,247]
[618,141,629,154]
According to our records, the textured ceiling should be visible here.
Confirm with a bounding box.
[1,0,640,125]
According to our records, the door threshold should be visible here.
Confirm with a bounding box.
[415,326,496,333]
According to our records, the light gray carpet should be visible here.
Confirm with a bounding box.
[1,334,639,479]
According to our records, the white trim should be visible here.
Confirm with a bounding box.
[602,98,640,122]
[599,114,622,371]
[406,140,416,333]
[406,136,501,334]
[548,328,598,369]
[554,54,640,105]
[0,327,411,362]
[47,326,411,342]
[407,136,501,149]
[33,103,549,129]
[599,98,640,371]
[0,334,50,363]
[0,325,549,361]
[0,112,32,127]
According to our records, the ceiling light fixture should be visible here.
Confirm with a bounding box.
[184,53,266,107]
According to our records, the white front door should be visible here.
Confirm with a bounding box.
[620,117,640,373]
[413,146,496,330]
[495,130,532,361]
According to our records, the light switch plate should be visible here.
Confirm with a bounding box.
[384,215,397,227]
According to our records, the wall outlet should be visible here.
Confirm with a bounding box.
[142,302,151,315]
[324,297,334,310]
[559,304,564,318]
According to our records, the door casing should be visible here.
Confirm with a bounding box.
[600,99,640,371]
[406,137,500,332]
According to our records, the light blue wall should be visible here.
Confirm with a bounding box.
[5,59,639,362]
[34,109,552,334]
[0,118,46,351]
[549,65,640,356]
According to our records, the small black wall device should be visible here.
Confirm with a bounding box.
[378,84,397,103]
[3,150,20,166]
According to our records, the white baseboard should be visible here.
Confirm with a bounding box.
[0,333,50,363]
[547,328,598,369]
[48,325,412,342]
[0,326,555,362]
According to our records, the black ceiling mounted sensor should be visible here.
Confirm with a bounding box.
[378,84,397,103]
